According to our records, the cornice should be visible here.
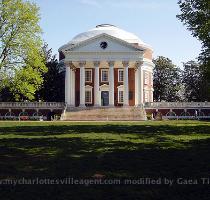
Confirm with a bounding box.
[60,33,146,53]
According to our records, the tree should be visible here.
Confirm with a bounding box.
[153,56,182,102]
[0,0,46,100]
[35,44,65,102]
[177,0,210,99]
[182,60,208,101]
[0,86,14,101]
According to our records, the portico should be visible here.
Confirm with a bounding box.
[59,24,154,109]
[64,60,145,107]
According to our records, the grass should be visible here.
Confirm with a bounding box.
[0,120,210,200]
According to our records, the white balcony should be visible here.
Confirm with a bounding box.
[0,102,65,109]
[144,102,210,109]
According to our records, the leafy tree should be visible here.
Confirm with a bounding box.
[35,44,65,102]
[0,0,46,100]
[177,0,210,99]
[177,0,209,48]
[153,56,182,102]
[0,86,14,101]
[182,60,208,101]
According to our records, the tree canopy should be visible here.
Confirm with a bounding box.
[177,0,210,99]
[182,60,208,101]
[153,56,182,102]
[177,0,209,50]
[35,44,65,102]
[0,0,46,100]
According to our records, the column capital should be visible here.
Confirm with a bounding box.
[64,61,70,67]
[135,61,143,69]
[93,61,100,67]
[79,61,86,67]
[122,61,129,67]
[108,61,115,67]
[69,62,76,71]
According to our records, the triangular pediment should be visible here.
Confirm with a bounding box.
[63,33,144,53]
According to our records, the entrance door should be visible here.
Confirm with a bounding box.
[101,91,109,106]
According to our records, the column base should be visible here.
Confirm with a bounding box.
[123,104,129,107]
[79,104,86,108]
[93,104,100,108]
[108,104,115,107]
[68,104,75,107]
[135,104,144,108]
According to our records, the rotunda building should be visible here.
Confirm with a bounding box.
[59,24,154,108]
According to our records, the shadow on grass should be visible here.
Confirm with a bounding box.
[0,123,210,136]
[0,123,210,200]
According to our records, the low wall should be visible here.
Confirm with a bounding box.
[145,102,210,120]
[0,102,65,120]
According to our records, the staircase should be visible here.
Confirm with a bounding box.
[61,106,147,121]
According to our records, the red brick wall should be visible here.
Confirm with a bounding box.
[75,68,80,107]
[129,68,135,106]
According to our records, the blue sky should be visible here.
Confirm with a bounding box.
[31,0,201,67]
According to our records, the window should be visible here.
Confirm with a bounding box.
[151,74,153,86]
[118,69,124,82]
[144,91,149,102]
[144,72,149,85]
[101,69,109,82]
[85,90,92,104]
[85,69,92,82]
[118,90,124,103]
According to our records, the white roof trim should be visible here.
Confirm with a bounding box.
[59,33,145,52]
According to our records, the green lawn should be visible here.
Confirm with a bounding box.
[0,120,210,200]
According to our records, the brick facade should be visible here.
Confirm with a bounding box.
[74,67,137,106]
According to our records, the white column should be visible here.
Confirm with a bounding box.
[138,65,143,105]
[135,62,143,106]
[108,61,114,106]
[135,68,138,105]
[122,61,129,106]
[151,73,154,102]
[65,63,71,105]
[94,61,100,106]
[79,61,86,107]
[151,89,154,102]
[70,67,75,106]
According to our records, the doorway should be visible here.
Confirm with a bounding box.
[101,91,109,106]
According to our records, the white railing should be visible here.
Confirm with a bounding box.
[0,102,65,109]
[145,102,210,108]
[162,116,210,120]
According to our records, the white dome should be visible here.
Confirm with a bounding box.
[69,24,144,45]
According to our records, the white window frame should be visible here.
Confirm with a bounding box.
[144,90,149,102]
[151,73,153,86]
[118,69,124,82]
[85,86,92,104]
[118,86,124,103]
[144,71,149,85]
[101,69,109,82]
[85,69,92,82]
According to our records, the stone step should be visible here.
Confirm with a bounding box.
[61,107,146,121]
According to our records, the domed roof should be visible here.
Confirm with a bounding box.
[69,24,144,45]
